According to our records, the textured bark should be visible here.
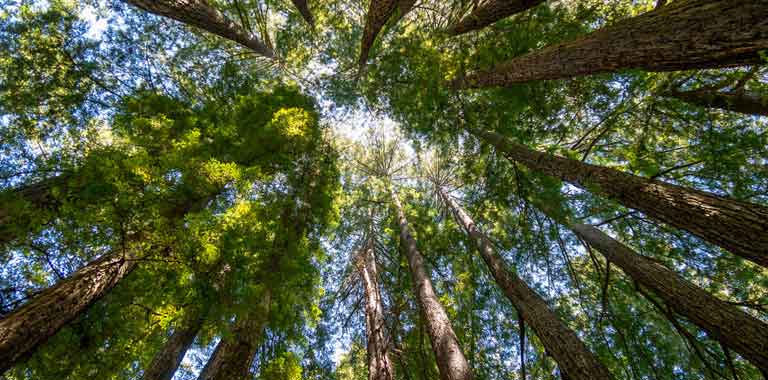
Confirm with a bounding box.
[0,175,71,246]
[0,253,137,372]
[123,0,274,57]
[143,313,204,380]
[389,186,473,380]
[453,0,768,88]
[438,188,613,380]
[666,88,768,116]
[356,239,395,380]
[290,0,314,27]
[571,223,768,373]
[448,0,545,36]
[475,129,768,268]
[196,292,270,380]
[358,0,414,70]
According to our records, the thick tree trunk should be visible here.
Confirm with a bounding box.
[123,0,274,57]
[389,186,473,380]
[0,253,137,372]
[142,312,204,380]
[356,239,395,380]
[359,0,398,69]
[571,223,768,373]
[437,188,613,380]
[196,291,270,380]
[474,129,768,268]
[290,0,314,27]
[448,0,545,36]
[452,0,768,88]
[665,88,768,116]
[0,175,71,246]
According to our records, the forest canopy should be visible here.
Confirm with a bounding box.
[0,0,767,379]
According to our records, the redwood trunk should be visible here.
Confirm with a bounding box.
[0,253,137,372]
[438,189,612,380]
[453,0,768,88]
[356,239,395,380]
[571,223,768,372]
[359,0,398,69]
[143,313,204,380]
[448,0,545,36]
[290,0,314,27]
[475,129,768,268]
[123,0,274,57]
[0,175,71,246]
[666,88,768,116]
[389,186,473,380]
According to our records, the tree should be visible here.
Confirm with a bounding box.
[290,0,315,27]
[359,0,414,72]
[664,87,768,117]
[452,0,768,88]
[473,128,768,269]
[447,0,545,36]
[142,310,205,380]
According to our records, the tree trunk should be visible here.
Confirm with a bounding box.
[437,188,613,380]
[197,291,270,380]
[359,0,398,69]
[290,0,314,27]
[0,253,137,372]
[123,0,274,57]
[0,175,71,246]
[665,88,768,116]
[389,186,473,380]
[570,223,768,373]
[474,129,768,268]
[447,0,545,36]
[452,0,768,88]
[356,238,395,380]
[142,312,204,380]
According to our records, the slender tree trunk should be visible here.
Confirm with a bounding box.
[197,291,270,380]
[570,223,768,373]
[290,0,314,27]
[452,0,768,88]
[447,0,545,36]
[437,188,613,380]
[0,175,71,246]
[356,238,395,380]
[665,88,768,116]
[0,253,137,372]
[389,186,473,380]
[142,312,204,380]
[123,0,274,57]
[474,129,768,268]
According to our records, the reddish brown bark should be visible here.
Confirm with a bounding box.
[143,312,204,380]
[571,223,768,373]
[355,238,395,380]
[290,0,314,27]
[448,0,545,36]
[0,253,137,372]
[475,129,768,268]
[666,88,768,116]
[358,0,414,70]
[123,0,274,57]
[389,186,473,380]
[452,0,768,88]
[437,188,613,380]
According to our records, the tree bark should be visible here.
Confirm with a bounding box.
[665,88,768,116]
[389,186,473,380]
[142,312,204,380]
[359,0,414,70]
[196,291,270,380]
[355,238,395,380]
[447,0,545,36]
[437,188,613,380]
[290,0,314,27]
[474,129,768,268]
[452,0,768,88]
[0,253,137,372]
[0,175,71,247]
[123,0,274,57]
[570,223,768,373]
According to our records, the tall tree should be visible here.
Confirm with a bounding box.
[358,0,414,72]
[435,186,613,380]
[568,222,768,373]
[473,129,768,269]
[664,87,768,117]
[389,185,473,380]
[123,0,274,58]
[451,0,768,88]
[290,0,315,27]
[447,0,545,36]
[142,311,205,380]
[0,175,71,247]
